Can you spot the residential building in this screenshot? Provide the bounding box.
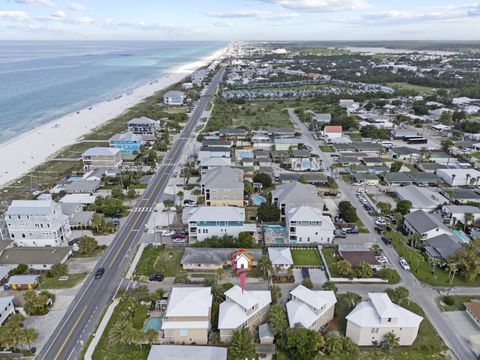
[127,117,160,136]
[199,157,232,174]
[0,246,72,271]
[323,125,343,140]
[163,90,185,105]
[0,296,15,325]
[428,152,457,166]
[285,206,335,244]
[436,168,480,187]
[403,210,451,240]
[259,323,274,344]
[390,129,418,140]
[64,180,100,194]
[218,285,271,343]
[395,185,448,213]
[267,247,293,274]
[464,302,480,329]
[424,234,461,261]
[286,285,336,331]
[219,128,248,140]
[6,275,38,290]
[346,293,423,346]
[352,173,380,186]
[82,147,122,172]
[182,207,256,242]
[161,287,212,345]
[442,188,480,204]
[274,138,302,151]
[109,132,142,154]
[201,167,244,207]
[147,345,227,360]
[198,146,231,162]
[389,147,421,161]
[181,82,193,90]
[181,248,261,271]
[442,205,480,225]
[271,182,324,220]
[5,200,71,247]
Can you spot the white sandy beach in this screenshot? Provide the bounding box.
[0,47,227,189]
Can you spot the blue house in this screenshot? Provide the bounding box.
[109,132,142,154]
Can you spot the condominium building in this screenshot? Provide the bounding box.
[201,167,244,207]
[81,147,122,172]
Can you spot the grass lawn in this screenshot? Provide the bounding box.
[39,273,87,289]
[92,301,150,360]
[387,231,480,286]
[320,145,335,153]
[322,247,341,277]
[386,82,436,94]
[355,219,369,233]
[291,248,322,266]
[134,245,184,278]
[440,295,480,312]
[328,294,447,360]
[472,152,480,160]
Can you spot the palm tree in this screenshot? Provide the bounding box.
[382,332,400,350]
[270,284,282,304]
[258,256,272,279]
[106,319,131,346]
[447,262,458,293]
[216,267,225,281]
[429,258,441,276]
[464,212,474,231]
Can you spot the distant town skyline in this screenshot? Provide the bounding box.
[1,0,480,41]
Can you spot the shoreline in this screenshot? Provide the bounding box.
[0,46,227,189]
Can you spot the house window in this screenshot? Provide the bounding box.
[180,329,188,337]
[387,318,392,322]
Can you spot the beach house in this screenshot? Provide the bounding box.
[0,296,15,325]
[163,90,185,105]
[267,247,293,274]
[271,182,324,220]
[285,206,335,244]
[5,200,71,247]
[182,207,256,242]
[0,246,72,271]
[201,167,244,207]
[161,287,213,345]
[82,147,122,172]
[109,132,142,154]
[218,285,271,343]
[346,293,423,346]
[403,210,451,240]
[147,345,227,360]
[436,168,480,187]
[286,285,336,331]
[127,117,160,136]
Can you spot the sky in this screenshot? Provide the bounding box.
[1,0,480,41]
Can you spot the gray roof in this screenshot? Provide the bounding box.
[272,182,323,207]
[219,128,247,136]
[408,172,444,184]
[259,323,274,339]
[6,200,55,216]
[82,147,120,157]
[201,167,243,189]
[164,90,184,98]
[71,211,95,226]
[396,185,448,210]
[64,180,100,194]
[109,132,142,143]
[181,248,262,266]
[391,147,421,156]
[278,172,327,184]
[444,189,480,201]
[0,247,72,266]
[147,345,227,360]
[404,210,449,234]
[383,172,412,183]
[60,202,83,217]
[128,116,157,125]
[424,234,461,259]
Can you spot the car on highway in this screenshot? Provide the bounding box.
[399,257,410,271]
[149,273,164,282]
[376,256,388,264]
[94,267,105,279]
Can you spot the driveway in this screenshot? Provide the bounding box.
[309,269,327,285]
[445,311,480,356]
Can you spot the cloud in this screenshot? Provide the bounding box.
[0,10,29,21]
[14,0,55,7]
[51,10,66,18]
[210,19,234,27]
[358,4,480,25]
[76,16,93,24]
[206,9,299,21]
[256,0,371,12]
[68,2,86,11]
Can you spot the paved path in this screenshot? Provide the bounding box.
[288,108,476,360]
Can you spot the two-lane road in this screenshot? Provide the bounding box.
[37,66,225,360]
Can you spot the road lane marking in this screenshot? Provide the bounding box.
[54,305,87,360]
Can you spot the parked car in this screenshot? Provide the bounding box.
[346,227,359,234]
[381,236,391,245]
[376,256,388,264]
[399,257,410,271]
[94,267,105,279]
[375,226,384,234]
[172,237,187,243]
[375,217,387,226]
[364,204,372,211]
[149,274,164,282]
[334,229,347,238]
[68,237,81,246]
[324,191,338,197]
[172,232,187,239]
[400,182,410,187]
[183,199,197,207]
[301,268,310,278]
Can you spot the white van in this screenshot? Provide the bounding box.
[381,141,394,148]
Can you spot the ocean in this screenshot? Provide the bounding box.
[0,41,225,143]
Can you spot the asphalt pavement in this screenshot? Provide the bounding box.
[36,66,226,360]
[288,108,476,360]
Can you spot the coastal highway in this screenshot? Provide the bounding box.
[37,66,226,360]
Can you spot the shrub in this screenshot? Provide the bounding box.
[378,268,400,284]
[443,296,455,306]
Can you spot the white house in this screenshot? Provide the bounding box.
[182,207,256,242]
[218,285,271,343]
[286,285,336,331]
[163,90,185,105]
[5,200,71,247]
[127,117,160,136]
[198,146,231,163]
[323,125,343,140]
[436,168,480,187]
[271,182,324,220]
[161,287,213,345]
[81,147,122,172]
[0,296,15,325]
[267,247,293,274]
[403,210,451,240]
[442,205,480,226]
[285,206,335,244]
[395,186,448,213]
[346,293,423,346]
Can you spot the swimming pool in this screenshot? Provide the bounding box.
[251,195,266,206]
[144,317,162,331]
[453,229,470,243]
